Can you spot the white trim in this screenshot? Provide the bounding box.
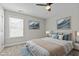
[4,41,27,48]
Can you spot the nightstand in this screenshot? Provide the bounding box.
[74,42,79,50]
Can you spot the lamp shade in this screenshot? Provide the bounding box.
[46,31,50,34]
[77,32,79,36]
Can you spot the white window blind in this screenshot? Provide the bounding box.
[9,17,23,38]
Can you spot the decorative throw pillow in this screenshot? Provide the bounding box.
[63,34,71,40]
[58,35,63,40]
[51,33,58,39]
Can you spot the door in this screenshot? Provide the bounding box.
[0,8,4,52]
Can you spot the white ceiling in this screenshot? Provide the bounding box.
[0,3,54,19]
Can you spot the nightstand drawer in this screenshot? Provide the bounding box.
[74,43,79,50]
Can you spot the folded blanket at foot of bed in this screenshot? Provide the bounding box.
[21,47,32,56]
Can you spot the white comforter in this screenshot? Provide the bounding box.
[26,37,73,56]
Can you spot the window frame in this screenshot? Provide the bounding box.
[9,17,24,38]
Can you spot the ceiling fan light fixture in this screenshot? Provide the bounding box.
[45,5,51,10]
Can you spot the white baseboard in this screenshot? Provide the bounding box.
[4,41,27,48]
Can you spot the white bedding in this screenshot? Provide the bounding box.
[26,37,73,56]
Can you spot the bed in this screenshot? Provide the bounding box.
[25,37,73,56]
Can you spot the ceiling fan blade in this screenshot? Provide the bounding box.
[36,3,53,12]
[47,3,53,6]
[36,4,47,6]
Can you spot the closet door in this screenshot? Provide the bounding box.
[0,7,4,52]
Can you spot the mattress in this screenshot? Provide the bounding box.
[26,37,73,56]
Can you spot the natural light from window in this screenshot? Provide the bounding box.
[9,17,23,38]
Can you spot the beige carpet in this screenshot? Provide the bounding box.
[0,44,26,56]
[0,44,79,56]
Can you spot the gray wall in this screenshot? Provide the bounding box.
[46,3,79,41]
[4,3,79,46]
[4,10,46,46]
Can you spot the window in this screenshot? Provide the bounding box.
[9,17,23,38]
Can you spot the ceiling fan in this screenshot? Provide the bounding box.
[36,3,53,11]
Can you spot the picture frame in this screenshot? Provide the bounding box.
[57,16,71,29]
[29,20,40,30]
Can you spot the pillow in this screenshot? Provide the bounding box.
[51,33,58,39]
[58,35,63,40]
[63,34,71,41]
